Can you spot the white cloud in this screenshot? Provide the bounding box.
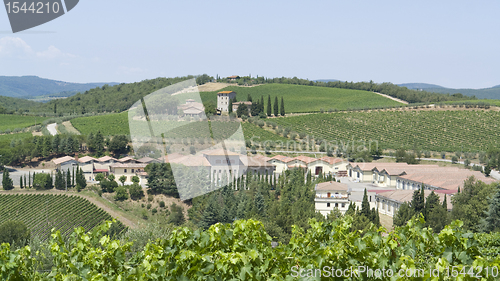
[0,37,33,57]
[0,37,76,60]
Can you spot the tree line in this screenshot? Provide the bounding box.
[231,94,285,118]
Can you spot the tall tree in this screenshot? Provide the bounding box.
[411,186,425,215]
[67,168,71,188]
[361,188,371,218]
[480,184,500,233]
[393,202,413,227]
[280,97,285,116]
[19,176,23,189]
[228,98,233,114]
[274,96,279,117]
[2,169,14,190]
[266,95,272,117]
[55,170,65,190]
[76,168,86,192]
[452,177,496,231]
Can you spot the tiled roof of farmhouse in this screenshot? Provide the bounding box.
[98,156,117,162]
[251,154,271,162]
[399,168,495,191]
[78,156,97,163]
[351,162,408,171]
[293,155,317,164]
[247,157,274,168]
[168,155,211,167]
[53,156,75,165]
[318,156,344,165]
[218,91,235,94]
[377,164,440,175]
[376,190,452,210]
[202,149,241,156]
[117,156,135,163]
[164,153,184,162]
[109,163,148,168]
[315,181,349,191]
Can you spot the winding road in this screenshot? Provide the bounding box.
[47,123,58,136]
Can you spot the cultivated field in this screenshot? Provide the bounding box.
[199,84,403,113]
[0,114,49,132]
[270,110,500,152]
[0,194,126,240]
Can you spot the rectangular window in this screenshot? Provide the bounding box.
[124,169,127,173]
[327,203,330,207]
[131,169,134,173]
[335,203,339,208]
[341,203,345,208]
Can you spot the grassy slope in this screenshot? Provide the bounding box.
[0,114,50,131]
[199,84,403,113]
[272,110,500,152]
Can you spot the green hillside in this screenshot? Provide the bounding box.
[0,194,126,240]
[270,110,500,152]
[200,84,403,113]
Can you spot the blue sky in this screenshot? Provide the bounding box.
[0,0,499,89]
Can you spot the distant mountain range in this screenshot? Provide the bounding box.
[0,76,119,99]
[397,83,500,100]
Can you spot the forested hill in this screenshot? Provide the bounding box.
[0,95,40,113]
[0,76,118,98]
[398,82,500,100]
[14,75,484,115]
[31,76,196,114]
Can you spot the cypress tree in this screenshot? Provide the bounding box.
[280,97,285,116]
[442,194,448,210]
[19,176,23,189]
[72,167,75,187]
[361,188,371,218]
[2,169,14,190]
[247,94,252,102]
[228,98,233,113]
[274,96,279,117]
[267,95,272,116]
[67,168,71,188]
[24,175,26,189]
[28,172,31,188]
[480,185,500,232]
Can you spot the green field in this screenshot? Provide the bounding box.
[0,132,32,145]
[269,109,500,152]
[199,84,403,113]
[71,112,130,136]
[0,114,49,132]
[443,99,500,107]
[0,194,126,240]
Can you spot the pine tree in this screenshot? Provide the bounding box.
[254,190,265,218]
[2,169,14,190]
[19,176,23,189]
[267,95,272,116]
[274,96,279,117]
[345,202,356,217]
[200,195,220,229]
[280,97,285,116]
[393,202,413,227]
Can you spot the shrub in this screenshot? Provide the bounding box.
[141,210,148,220]
[159,201,165,208]
[129,183,144,201]
[147,203,152,209]
[114,186,129,201]
[0,221,30,247]
[148,195,154,202]
[152,208,158,214]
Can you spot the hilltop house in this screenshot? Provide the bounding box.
[375,189,452,217]
[227,75,240,81]
[217,91,236,112]
[53,156,78,172]
[314,181,350,216]
[267,155,348,176]
[178,99,205,118]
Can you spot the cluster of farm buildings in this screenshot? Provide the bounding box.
[52,150,494,218]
